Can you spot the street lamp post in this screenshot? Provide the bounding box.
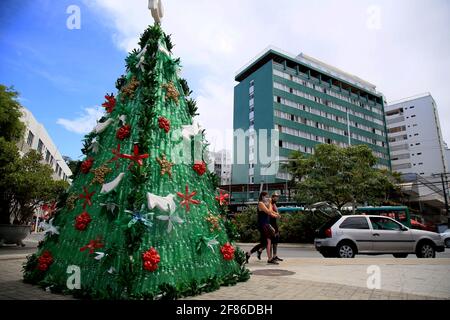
[432,172,450,229]
[263,158,308,202]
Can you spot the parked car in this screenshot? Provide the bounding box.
[314,215,445,258]
[440,229,450,248]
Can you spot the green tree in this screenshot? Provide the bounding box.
[0,85,69,224]
[287,144,401,211]
[8,150,69,224]
[0,85,25,142]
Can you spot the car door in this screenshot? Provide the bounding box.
[368,217,414,253]
[336,216,373,252]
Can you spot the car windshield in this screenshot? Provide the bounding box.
[370,217,403,231]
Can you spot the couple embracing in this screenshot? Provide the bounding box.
[245,192,283,264]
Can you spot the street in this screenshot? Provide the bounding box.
[238,244,450,259]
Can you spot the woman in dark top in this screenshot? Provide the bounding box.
[245,192,280,264]
[267,193,283,261]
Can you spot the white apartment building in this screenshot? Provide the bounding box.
[18,107,72,182]
[209,149,232,186]
[386,93,447,176]
[386,94,448,224]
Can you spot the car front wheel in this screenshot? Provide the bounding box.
[336,242,356,258]
[416,242,436,258]
[445,239,450,248]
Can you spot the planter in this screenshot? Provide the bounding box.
[0,224,32,247]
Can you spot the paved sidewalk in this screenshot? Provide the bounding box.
[1,257,448,300]
[1,238,449,300]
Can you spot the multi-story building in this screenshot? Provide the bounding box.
[386,93,447,176]
[18,107,72,182]
[386,94,448,224]
[232,47,390,194]
[208,149,232,186]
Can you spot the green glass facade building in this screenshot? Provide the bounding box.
[232,47,391,189]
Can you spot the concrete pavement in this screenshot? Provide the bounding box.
[1,235,449,300]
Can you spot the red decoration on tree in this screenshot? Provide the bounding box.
[142,247,161,272]
[102,93,116,113]
[215,190,230,206]
[220,243,235,261]
[81,158,94,174]
[177,184,201,212]
[158,117,170,133]
[116,124,131,140]
[192,161,206,176]
[80,238,104,254]
[109,144,149,169]
[75,211,92,231]
[41,201,57,220]
[37,251,54,271]
[79,186,95,209]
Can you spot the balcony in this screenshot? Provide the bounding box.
[387,116,405,125]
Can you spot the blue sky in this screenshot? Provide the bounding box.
[1,0,450,160]
[0,0,131,159]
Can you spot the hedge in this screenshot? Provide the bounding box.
[234,206,329,243]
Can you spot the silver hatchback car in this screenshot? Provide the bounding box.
[314,215,445,258]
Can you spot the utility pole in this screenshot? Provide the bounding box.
[440,173,450,228]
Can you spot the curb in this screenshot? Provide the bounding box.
[0,253,29,261]
[236,243,314,249]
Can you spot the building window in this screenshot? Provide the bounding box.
[411,115,416,118]
[37,139,44,153]
[277,96,281,103]
[388,125,406,134]
[279,140,283,148]
[250,80,254,86]
[45,150,51,162]
[26,131,34,147]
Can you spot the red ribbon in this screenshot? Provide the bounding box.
[109,144,149,169]
[79,186,95,209]
[193,161,206,176]
[116,124,131,140]
[102,93,116,113]
[177,184,200,212]
[220,243,235,261]
[142,247,160,272]
[37,251,54,271]
[81,158,94,174]
[158,117,170,133]
[80,239,104,254]
[75,211,92,231]
[215,190,230,206]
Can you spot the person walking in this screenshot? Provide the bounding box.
[269,193,283,261]
[245,191,280,264]
[256,193,283,261]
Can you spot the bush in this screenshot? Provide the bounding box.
[234,206,260,243]
[234,206,329,243]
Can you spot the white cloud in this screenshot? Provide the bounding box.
[57,107,104,134]
[85,0,450,150]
